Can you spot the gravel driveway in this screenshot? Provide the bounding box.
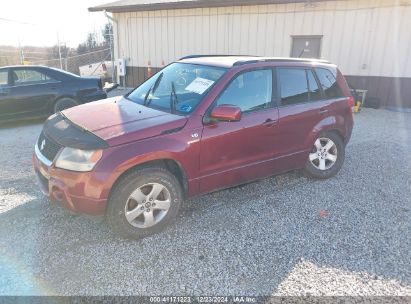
[0,108,410,296]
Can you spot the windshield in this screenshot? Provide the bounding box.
[126,63,227,115]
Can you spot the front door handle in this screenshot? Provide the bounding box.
[262,118,277,127]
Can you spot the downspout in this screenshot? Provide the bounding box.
[104,10,120,84]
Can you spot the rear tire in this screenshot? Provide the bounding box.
[304,132,345,179]
[53,97,78,113]
[106,167,183,240]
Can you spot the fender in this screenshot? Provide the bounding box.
[94,129,202,199]
[304,114,346,150]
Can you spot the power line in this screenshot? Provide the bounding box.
[0,17,36,25]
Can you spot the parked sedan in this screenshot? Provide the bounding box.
[0,65,107,122]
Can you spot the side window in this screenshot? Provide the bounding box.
[307,69,322,101]
[12,69,53,86]
[278,68,309,106]
[0,71,8,86]
[215,69,272,113]
[315,68,344,99]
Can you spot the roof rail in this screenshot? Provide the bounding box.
[233,58,330,66]
[179,54,259,60]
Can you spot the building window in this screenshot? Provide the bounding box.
[291,36,322,58]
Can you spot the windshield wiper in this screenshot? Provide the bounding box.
[169,81,179,114]
[144,72,164,106]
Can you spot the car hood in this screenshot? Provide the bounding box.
[62,96,188,146]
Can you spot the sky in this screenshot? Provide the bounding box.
[0,0,109,47]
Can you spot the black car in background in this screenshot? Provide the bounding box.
[0,65,107,122]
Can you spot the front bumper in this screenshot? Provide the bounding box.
[32,152,107,215]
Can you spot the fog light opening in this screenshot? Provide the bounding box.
[52,187,64,202]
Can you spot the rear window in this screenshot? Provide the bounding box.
[12,69,53,85]
[315,68,344,99]
[278,68,309,105]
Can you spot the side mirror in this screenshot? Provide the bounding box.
[210,105,242,122]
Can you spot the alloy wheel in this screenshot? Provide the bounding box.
[124,183,171,228]
[309,137,338,170]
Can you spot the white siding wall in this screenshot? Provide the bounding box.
[113,0,411,77]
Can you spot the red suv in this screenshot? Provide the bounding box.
[33,56,354,239]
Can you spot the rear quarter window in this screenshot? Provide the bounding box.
[315,68,344,99]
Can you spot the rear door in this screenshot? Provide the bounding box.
[199,68,280,193]
[7,68,61,116]
[275,67,330,168]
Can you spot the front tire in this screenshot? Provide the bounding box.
[106,167,183,240]
[304,132,345,179]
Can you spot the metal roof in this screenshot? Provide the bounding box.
[89,0,332,13]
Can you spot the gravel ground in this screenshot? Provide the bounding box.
[0,108,410,296]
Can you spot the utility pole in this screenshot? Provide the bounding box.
[109,24,114,82]
[57,31,63,69]
[104,10,116,83]
[18,40,24,64]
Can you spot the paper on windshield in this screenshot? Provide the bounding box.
[185,77,215,94]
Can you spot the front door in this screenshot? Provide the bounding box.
[0,69,14,120]
[199,68,280,193]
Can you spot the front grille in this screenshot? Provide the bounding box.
[37,131,62,161]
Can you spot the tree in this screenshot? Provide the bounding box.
[49,44,69,60]
[102,22,113,47]
[77,43,88,55]
[86,32,98,50]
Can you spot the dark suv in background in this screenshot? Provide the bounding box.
[0,65,107,122]
[33,56,354,239]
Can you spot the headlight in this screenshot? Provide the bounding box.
[55,148,103,172]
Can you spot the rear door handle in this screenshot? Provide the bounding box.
[319,108,329,115]
[262,118,277,127]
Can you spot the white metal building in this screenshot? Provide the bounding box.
[89,0,411,109]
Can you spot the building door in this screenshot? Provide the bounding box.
[291,36,322,58]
